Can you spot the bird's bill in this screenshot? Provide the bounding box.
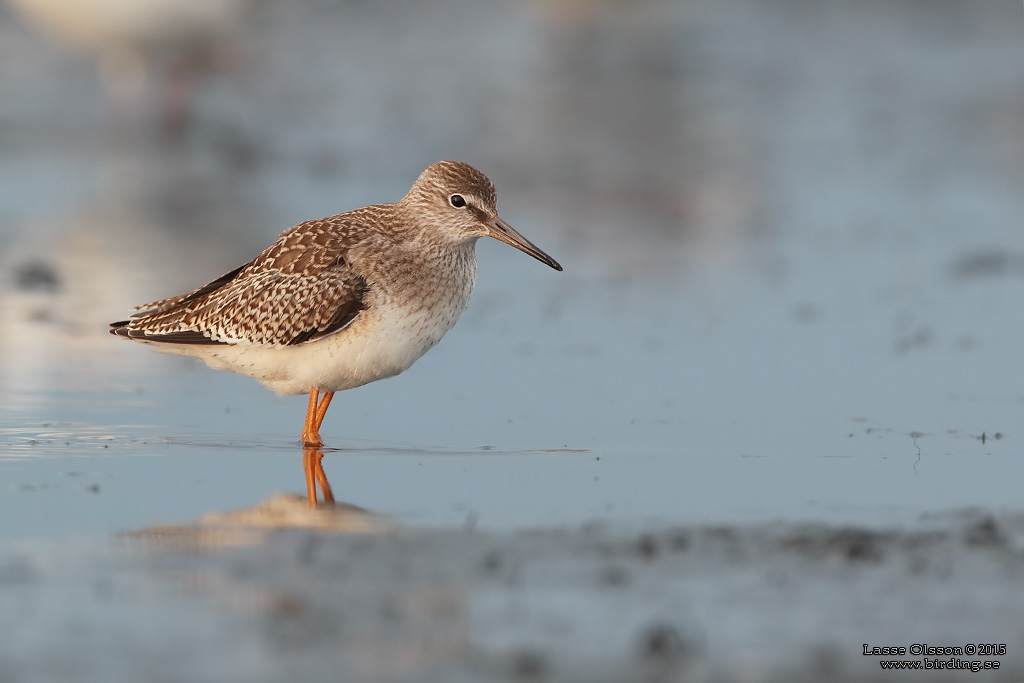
[488,218,563,271]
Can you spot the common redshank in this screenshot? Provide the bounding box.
[111,161,562,446]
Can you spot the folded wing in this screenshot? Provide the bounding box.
[110,215,373,347]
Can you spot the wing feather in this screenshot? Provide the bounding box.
[110,212,379,347]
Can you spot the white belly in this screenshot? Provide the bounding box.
[149,299,467,396]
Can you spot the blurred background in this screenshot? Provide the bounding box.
[1,0,1024,538]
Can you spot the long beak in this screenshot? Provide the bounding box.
[488,218,563,271]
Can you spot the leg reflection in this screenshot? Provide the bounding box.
[303,447,335,506]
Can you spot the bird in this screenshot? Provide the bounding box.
[111,161,563,447]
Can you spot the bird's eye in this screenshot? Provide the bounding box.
[449,194,466,208]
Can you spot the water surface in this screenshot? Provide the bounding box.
[1,0,1022,542]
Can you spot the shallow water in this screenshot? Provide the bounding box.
[1,0,1023,542]
[4,3,1024,681]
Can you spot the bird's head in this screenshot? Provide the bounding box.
[402,160,562,271]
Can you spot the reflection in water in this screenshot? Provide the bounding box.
[303,447,333,506]
[128,450,388,550]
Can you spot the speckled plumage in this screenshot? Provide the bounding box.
[111,161,562,445]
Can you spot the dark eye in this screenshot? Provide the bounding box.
[449,194,466,208]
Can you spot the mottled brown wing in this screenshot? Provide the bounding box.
[110,213,377,347]
[126,262,253,319]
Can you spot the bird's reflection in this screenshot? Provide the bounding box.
[127,449,388,549]
[303,447,334,507]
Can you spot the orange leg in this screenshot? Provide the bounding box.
[301,388,335,448]
[314,391,335,434]
[301,387,323,447]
